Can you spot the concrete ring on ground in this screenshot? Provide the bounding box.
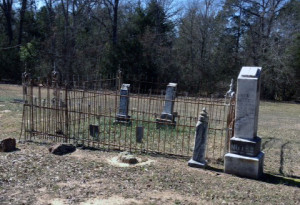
[107,156,155,168]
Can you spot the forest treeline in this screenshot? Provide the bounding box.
[0,0,299,100]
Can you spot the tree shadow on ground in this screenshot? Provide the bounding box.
[22,140,300,188]
[206,165,300,188]
[262,173,300,188]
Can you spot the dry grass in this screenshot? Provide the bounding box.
[258,102,300,177]
[0,85,23,141]
[0,84,300,205]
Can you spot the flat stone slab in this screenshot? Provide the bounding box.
[188,159,207,168]
[230,137,261,157]
[224,152,264,179]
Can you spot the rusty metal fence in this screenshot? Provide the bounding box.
[21,70,235,164]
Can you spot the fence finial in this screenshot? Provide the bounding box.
[52,68,59,83]
[199,107,208,122]
[22,70,31,84]
[225,79,235,98]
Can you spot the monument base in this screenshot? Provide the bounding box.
[224,152,264,179]
[188,159,207,168]
[156,118,176,129]
[114,116,131,126]
[230,136,261,157]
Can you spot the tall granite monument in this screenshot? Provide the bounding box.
[115,84,131,124]
[188,108,209,168]
[224,66,264,179]
[156,83,177,128]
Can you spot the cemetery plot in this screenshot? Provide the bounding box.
[21,73,235,166]
[2,84,299,180]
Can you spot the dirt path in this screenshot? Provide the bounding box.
[0,142,299,205]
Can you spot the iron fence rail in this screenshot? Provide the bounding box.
[21,72,235,165]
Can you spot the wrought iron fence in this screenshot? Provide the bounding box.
[21,70,235,165]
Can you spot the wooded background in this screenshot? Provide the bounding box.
[0,0,299,100]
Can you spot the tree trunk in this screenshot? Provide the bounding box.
[1,0,14,45]
[112,0,119,46]
[18,0,27,45]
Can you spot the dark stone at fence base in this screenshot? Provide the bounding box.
[0,138,16,152]
[230,137,261,157]
[49,144,76,155]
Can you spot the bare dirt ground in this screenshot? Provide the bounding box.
[0,84,300,205]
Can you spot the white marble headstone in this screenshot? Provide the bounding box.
[234,67,262,140]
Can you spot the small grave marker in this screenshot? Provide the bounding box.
[89,124,99,139]
[188,108,209,168]
[136,126,144,143]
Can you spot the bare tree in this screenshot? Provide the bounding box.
[234,0,285,65]
[0,0,13,45]
[102,0,119,46]
[18,0,27,45]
